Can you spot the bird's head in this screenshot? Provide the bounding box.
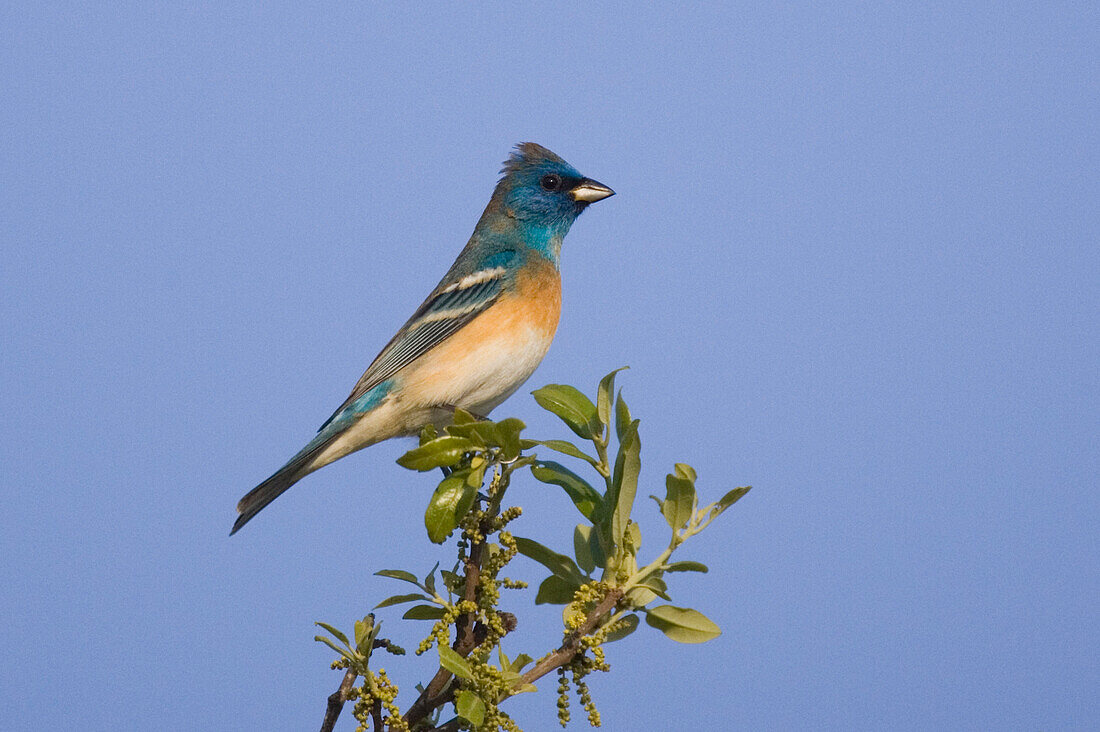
[495,143,614,232]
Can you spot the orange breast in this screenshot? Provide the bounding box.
[495,255,562,337]
[396,256,562,410]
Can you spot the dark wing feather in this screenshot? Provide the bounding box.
[318,270,506,430]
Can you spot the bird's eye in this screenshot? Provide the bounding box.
[540,174,562,191]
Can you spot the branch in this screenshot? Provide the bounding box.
[405,468,620,729]
[400,486,502,730]
[398,541,483,728]
[519,587,624,685]
[320,667,358,732]
[371,699,384,731]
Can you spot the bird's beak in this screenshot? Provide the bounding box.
[569,178,615,203]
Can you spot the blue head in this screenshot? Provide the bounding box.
[476,143,614,260]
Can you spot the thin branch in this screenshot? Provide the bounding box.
[320,667,359,732]
[330,453,623,731]
[400,478,504,730]
[371,698,384,731]
[398,537,483,729]
[519,588,624,686]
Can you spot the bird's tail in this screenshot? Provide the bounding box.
[231,436,330,535]
[232,380,392,535]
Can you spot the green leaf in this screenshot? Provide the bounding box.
[597,367,629,432]
[626,574,668,607]
[532,384,600,440]
[403,605,447,620]
[644,605,722,644]
[673,463,697,483]
[494,417,525,460]
[375,569,420,586]
[314,622,349,646]
[638,575,670,600]
[374,593,431,609]
[314,635,354,661]
[535,574,581,605]
[452,479,480,521]
[507,454,538,472]
[625,587,654,608]
[708,486,751,519]
[455,690,486,727]
[604,613,640,643]
[662,473,696,531]
[530,461,602,520]
[573,524,597,574]
[510,653,534,673]
[424,473,478,544]
[444,416,525,456]
[524,439,599,468]
[423,563,438,595]
[610,419,641,546]
[438,645,473,680]
[397,436,475,471]
[418,423,437,445]
[581,522,606,569]
[514,536,584,582]
[665,561,709,573]
[451,407,477,425]
[625,520,641,554]
[353,617,374,650]
[444,420,490,447]
[465,459,487,488]
[441,570,463,594]
[614,389,632,442]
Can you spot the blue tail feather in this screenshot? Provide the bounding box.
[231,381,394,535]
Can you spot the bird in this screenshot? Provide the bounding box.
[231,143,614,535]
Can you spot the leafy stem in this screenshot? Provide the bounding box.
[313,369,750,730]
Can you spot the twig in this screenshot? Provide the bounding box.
[519,588,624,685]
[320,667,359,732]
[392,463,534,730]
[399,542,482,728]
[416,589,622,730]
[371,698,384,731]
[399,493,498,730]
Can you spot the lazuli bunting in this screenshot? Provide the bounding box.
[232,143,613,534]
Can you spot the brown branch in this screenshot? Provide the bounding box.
[399,505,493,730]
[370,699,384,731]
[320,667,359,732]
[418,589,623,730]
[519,588,624,686]
[392,465,528,730]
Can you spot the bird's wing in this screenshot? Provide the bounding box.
[318,263,510,430]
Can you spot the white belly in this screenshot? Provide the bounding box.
[422,324,553,416]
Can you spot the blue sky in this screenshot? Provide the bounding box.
[2,3,1096,730]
